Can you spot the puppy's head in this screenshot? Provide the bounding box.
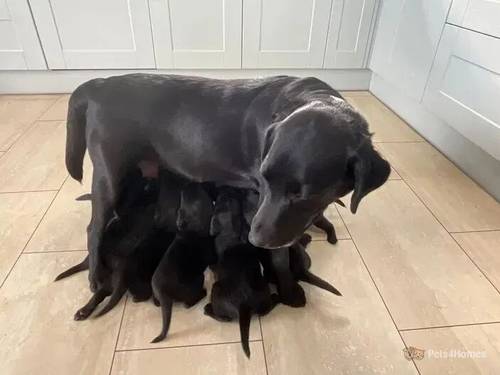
[210,187,244,252]
[176,183,213,236]
[249,100,390,249]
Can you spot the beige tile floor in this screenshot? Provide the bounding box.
[0,92,499,374]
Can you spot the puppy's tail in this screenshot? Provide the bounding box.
[95,278,127,318]
[300,271,342,296]
[151,297,173,343]
[66,83,89,182]
[239,304,252,358]
[54,256,89,281]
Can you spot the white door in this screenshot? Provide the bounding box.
[0,0,46,70]
[423,25,500,160]
[150,0,242,68]
[448,0,500,39]
[370,0,452,101]
[243,0,332,68]
[324,0,377,68]
[29,0,155,69]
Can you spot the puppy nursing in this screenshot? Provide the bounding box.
[55,167,342,357]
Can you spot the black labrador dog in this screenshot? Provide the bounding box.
[206,187,279,358]
[151,182,216,343]
[66,74,390,288]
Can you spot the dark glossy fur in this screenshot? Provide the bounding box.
[207,187,278,357]
[65,74,391,289]
[151,183,216,343]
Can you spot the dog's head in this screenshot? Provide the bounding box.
[176,183,213,236]
[249,99,390,248]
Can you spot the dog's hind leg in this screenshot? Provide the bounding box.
[95,274,127,317]
[87,144,131,291]
[313,213,337,245]
[74,289,108,320]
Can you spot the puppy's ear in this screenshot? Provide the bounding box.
[350,141,391,214]
[209,214,221,236]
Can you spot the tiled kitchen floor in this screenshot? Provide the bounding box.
[0,92,499,374]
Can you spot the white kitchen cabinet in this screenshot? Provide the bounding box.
[370,0,452,101]
[29,0,155,69]
[242,0,332,68]
[423,25,500,160]
[0,0,46,70]
[324,0,377,68]
[150,0,242,68]
[448,0,500,39]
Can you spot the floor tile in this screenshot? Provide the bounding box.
[0,97,57,151]
[0,192,55,284]
[0,94,62,101]
[307,203,350,241]
[453,231,500,291]
[39,95,70,121]
[401,324,500,375]
[0,252,123,375]
[340,180,500,330]
[111,342,267,375]
[261,240,417,375]
[0,121,67,192]
[378,142,500,232]
[25,158,92,252]
[388,167,401,180]
[341,91,372,97]
[345,93,423,143]
[117,272,261,350]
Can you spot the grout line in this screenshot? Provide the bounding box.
[335,205,422,375]
[2,96,60,154]
[373,140,426,144]
[258,316,269,375]
[400,320,500,332]
[399,179,500,297]
[0,189,60,194]
[109,295,129,375]
[449,229,500,234]
[24,249,87,254]
[115,339,263,353]
[0,176,68,289]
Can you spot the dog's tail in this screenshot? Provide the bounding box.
[151,297,173,343]
[300,271,342,296]
[66,83,90,182]
[95,277,127,318]
[54,256,89,281]
[239,304,252,358]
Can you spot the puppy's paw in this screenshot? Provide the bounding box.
[74,308,92,321]
[326,233,338,245]
[282,284,306,308]
[153,297,160,307]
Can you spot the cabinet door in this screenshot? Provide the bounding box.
[0,0,45,70]
[370,0,452,101]
[448,0,500,39]
[150,0,241,68]
[324,0,377,68]
[243,0,332,68]
[29,0,155,69]
[423,25,500,160]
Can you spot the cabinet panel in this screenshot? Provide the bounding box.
[0,0,46,70]
[243,0,332,68]
[370,0,452,101]
[448,0,500,39]
[423,25,500,160]
[29,0,155,69]
[324,0,377,68]
[150,0,241,68]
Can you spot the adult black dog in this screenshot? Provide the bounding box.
[66,74,390,288]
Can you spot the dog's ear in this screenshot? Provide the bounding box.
[209,214,221,236]
[349,142,391,214]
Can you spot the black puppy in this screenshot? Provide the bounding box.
[151,183,216,343]
[206,187,278,358]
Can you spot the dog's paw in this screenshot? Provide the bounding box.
[282,284,306,308]
[74,308,92,321]
[326,233,338,245]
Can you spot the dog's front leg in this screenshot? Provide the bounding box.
[270,249,306,307]
[313,213,337,245]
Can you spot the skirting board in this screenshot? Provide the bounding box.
[0,69,371,94]
[370,73,500,201]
